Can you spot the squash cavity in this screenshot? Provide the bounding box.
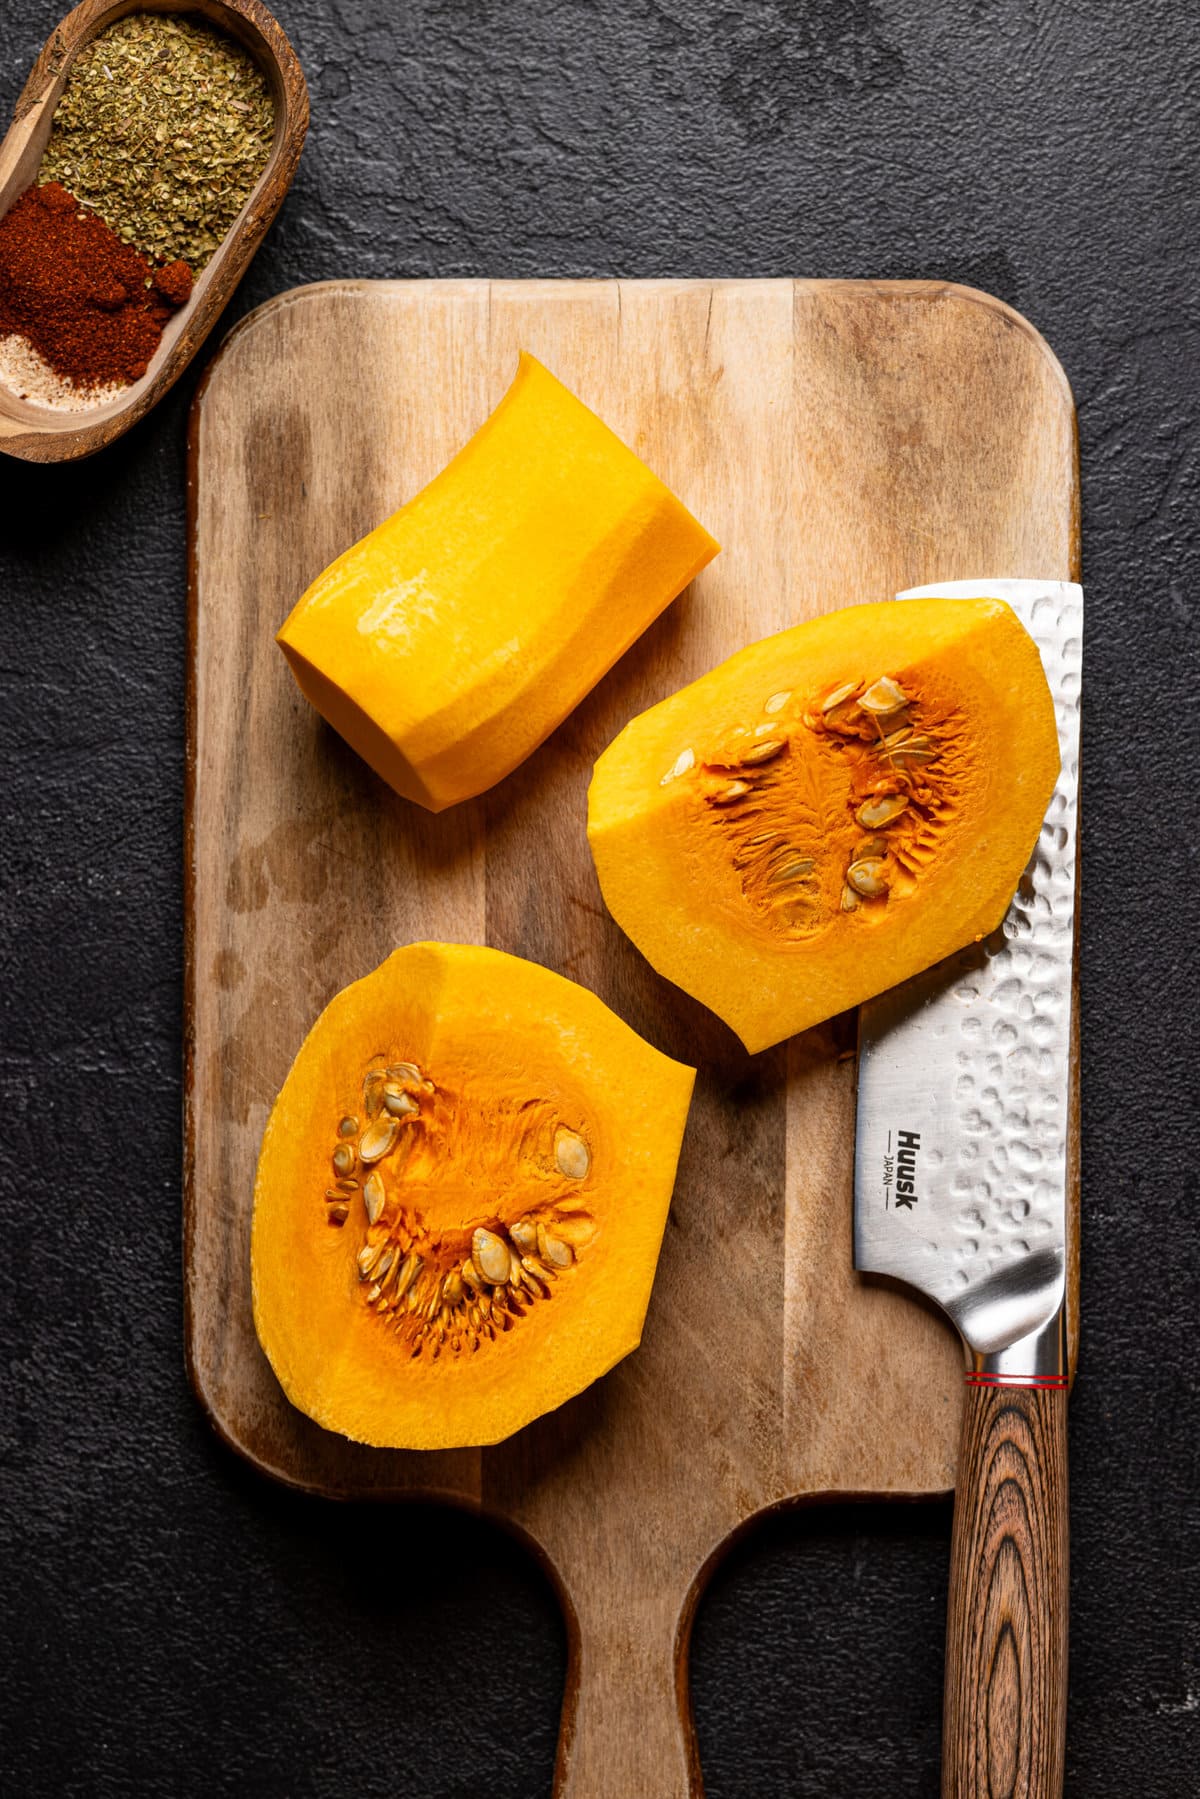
[251,943,695,1448]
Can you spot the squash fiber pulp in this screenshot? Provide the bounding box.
[276,353,718,811]
[251,943,696,1448]
[587,597,1060,1053]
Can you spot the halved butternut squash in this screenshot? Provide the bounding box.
[587,597,1060,1052]
[251,943,695,1448]
[276,353,718,810]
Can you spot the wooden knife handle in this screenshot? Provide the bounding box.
[943,1379,1069,1797]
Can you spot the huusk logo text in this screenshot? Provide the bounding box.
[895,1130,920,1209]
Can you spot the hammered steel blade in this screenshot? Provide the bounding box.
[853,578,1081,1360]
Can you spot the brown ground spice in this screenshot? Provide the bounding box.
[153,260,194,308]
[0,183,191,389]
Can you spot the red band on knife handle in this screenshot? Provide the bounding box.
[965,1372,1069,1389]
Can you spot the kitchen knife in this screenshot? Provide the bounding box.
[854,577,1081,1797]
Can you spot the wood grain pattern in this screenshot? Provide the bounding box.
[185,278,1080,1798]
[0,0,307,463]
[943,1387,1069,1797]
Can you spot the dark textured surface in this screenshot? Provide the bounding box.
[1,1,1197,1793]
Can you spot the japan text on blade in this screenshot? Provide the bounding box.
[854,578,1081,1377]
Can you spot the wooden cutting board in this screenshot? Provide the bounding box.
[185,278,1079,1798]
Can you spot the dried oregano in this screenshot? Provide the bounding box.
[38,12,275,270]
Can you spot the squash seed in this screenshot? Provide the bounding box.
[359,1118,398,1162]
[383,1089,419,1118]
[661,747,696,785]
[357,1244,382,1279]
[443,1270,464,1307]
[840,883,861,912]
[555,1128,590,1180]
[821,680,860,713]
[362,1170,386,1225]
[337,1116,359,1138]
[510,1217,538,1255]
[856,792,908,829]
[473,1227,511,1285]
[771,857,815,884]
[847,858,890,897]
[882,728,935,758]
[540,1229,574,1269]
[711,779,751,805]
[327,1203,349,1226]
[396,1254,421,1298]
[764,690,792,714]
[387,1061,421,1083]
[740,738,785,766]
[332,1143,356,1177]
[859,676,908,715]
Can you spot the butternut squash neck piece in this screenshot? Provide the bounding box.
[587,597,1060,1054]
[251,943,695,1449]
[276,353,718,811]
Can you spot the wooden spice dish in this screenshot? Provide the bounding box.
[0,0,308,463]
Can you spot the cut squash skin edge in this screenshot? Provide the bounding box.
[251,943,696,1449]
[276,352,719,811]
[587,597,1061,1054]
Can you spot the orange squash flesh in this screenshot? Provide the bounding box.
[276,353,719,811]
[587,597,1060,1053]
[251,943,695,1449]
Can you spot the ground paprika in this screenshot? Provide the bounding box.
[0,183,192,392]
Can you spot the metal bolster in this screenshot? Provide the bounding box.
[966,1301,1067,1383]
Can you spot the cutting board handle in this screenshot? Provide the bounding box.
[554,1595,701,1797]
[942,1377,1069,1797]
